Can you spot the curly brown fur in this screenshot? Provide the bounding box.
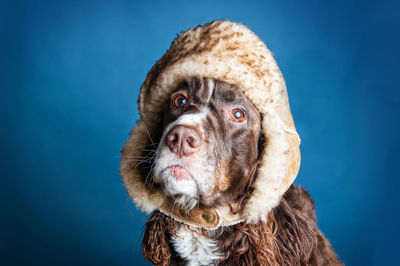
[273,186,342,266]
[216,211,282,265]
[142,185,342,265]
[142,213,173,266]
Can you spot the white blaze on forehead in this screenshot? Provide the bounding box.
[206,78,215,104]
[162,112,206,139]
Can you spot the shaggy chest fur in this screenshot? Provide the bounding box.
[171,225,221,266]
[142,186,342,265]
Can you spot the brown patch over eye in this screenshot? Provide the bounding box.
[230,108,246,122]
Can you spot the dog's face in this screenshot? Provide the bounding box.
[152,77,262,209]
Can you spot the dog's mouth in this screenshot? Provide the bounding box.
[156,164,200,208]
[162,165,194,181]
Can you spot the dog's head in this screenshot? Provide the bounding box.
[151,77,262,210]
[121,21,301,223]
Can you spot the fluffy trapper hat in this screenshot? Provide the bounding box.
[120,20,301,225]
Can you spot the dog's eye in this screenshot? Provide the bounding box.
[172,95,187,107]
[230,108,246,122]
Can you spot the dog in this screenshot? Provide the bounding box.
[120,20,342,266]
[138,77,341,265]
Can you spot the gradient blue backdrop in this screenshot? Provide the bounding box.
[2,0,399,265]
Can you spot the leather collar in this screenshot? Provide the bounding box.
[158,197,244,229]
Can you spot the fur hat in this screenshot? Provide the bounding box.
[120,20,301,224]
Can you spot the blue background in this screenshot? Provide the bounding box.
[1,0,399,265]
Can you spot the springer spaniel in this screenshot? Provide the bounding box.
[141,77,342,265]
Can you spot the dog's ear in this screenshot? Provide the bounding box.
[274,186,342,265]
[142,211,172,266]
[273,189,317,265]
[217,212,282,265]
[229,132,265,214]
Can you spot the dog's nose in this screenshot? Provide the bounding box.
[166,125,202,157]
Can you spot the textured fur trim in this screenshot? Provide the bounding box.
[120,20,301,221]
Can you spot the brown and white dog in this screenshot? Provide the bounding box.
[139,77,341,265]
[120,20,342,266]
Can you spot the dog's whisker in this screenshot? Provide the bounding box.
[124,142,159,150]
[133,160,153,171]
[118,155,154,159]
[143,123,156,148]
[144,165,155,186]
[121,158,154,164]
[142,149,158,153]
[144,155,159,186]
[119,157,153,161]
